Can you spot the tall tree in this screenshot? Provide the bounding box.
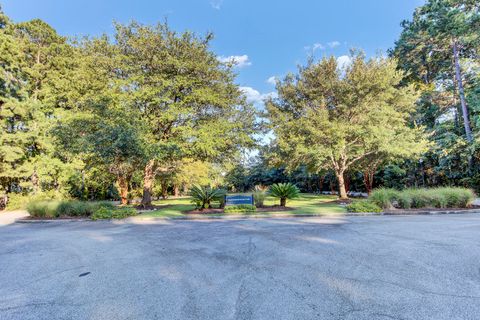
[267,53,428,199]
[392,0,480,142]
[99,22,256,206]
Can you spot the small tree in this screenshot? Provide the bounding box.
[269,183,300,207]
[189,185,226,210]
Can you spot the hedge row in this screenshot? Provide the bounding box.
[369,187,475,210]
[224,204,257,213]
[26,200,118,218]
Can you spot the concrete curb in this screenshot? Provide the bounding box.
[15,209,480,223]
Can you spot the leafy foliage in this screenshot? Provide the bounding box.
[224,204,256,213]
[268,183,300,207]
[253,190,267,207]
[91,207,137,220]
[189,185,226,210]
[267,52,428,199]
[370,187,475,209]
[346,201,382,213]
[26,200,115,218]
[369,188,400,209]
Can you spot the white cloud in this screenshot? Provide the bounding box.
[218,54,251,68]
[267,76,277,85]
[240,86,277,109]
[313,43,325,51]
[328,41,340,48]
[305,41,341,52]
[210,0,223,9]
[336,55,352,70]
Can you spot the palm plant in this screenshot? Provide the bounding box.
[269,183,300,207]
[189,185,226,210]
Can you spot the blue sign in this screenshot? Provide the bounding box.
[225,194,254,206]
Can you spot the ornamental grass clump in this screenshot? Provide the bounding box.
[27,200,116,218]
[369,188,399,209]
[269,183,300,207]
[253,185,268,207]
[369,187,475,210]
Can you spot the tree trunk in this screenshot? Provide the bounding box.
[117,175,129,205]
[453,40,473,143]
[344,174,351,193]
[31,169,39,195]
[141,160,157,207]
[161,180,168,199]
[319,176,324,193]
[335,171,348,199]
[173,185,180,197]
[280,197,286,207]
[363,170,374,195]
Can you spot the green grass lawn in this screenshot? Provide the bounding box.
[138,193,346,218]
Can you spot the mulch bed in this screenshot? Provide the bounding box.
[185,205,295,215]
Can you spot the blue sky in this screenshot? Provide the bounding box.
[3,0,424,107]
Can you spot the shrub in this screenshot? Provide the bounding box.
[224,204,257,214]
[27,200,117,218]
[269,183,300,207]
[7,191,64,210]
[26,201,62,218]
[395,191,412,209]
[369,187,475,210]
[369,188,399,209]
[91,207,137,220]
[346,201,382,213]
[253,191,267,207]
[189,185,226,210]
[437,187,475,208]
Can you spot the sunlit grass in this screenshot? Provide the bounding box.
[138,193,346,218]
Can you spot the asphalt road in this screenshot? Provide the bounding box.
[1,214,480,320]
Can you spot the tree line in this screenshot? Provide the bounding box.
[0,0,479,207]
[0,10,256,207]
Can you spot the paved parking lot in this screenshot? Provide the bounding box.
[1,214,480,319]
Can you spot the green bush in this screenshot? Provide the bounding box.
[369,187,475,209]
[224,204,257,213]
[253,191,267,207]
[369,188,399,209]
[346,201,382,213]
[269,183,300,207]
[27,200,116,218]
[396,191,412,209]
[189,185,226,210]
[26,201,62,218]
[7,191,64,210]
[91,207,137,220]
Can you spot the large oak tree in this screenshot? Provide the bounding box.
[267,53,428,199]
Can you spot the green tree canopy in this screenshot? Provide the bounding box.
[267,53,428,199]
